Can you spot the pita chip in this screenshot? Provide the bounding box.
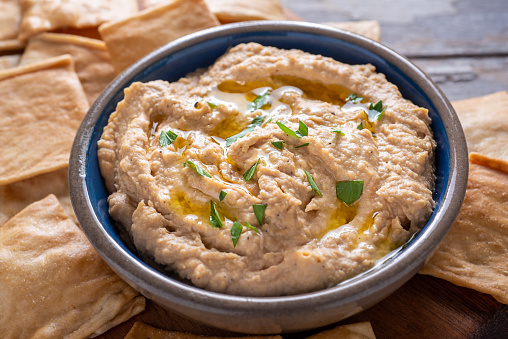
[0,0,21,41]
[452,91,508,162]
[0,167,75,227]
[0,55,89,185]
[124,322,282,339]
[305,322,376,339]
[20,33,116,104]
[18,0,139,41]
[0,39,25,53]
[0,54,20,71]
[420,153,508,305]
[0,195,145,338]
[99,0,220,73]
[204,0,286,23]
[324,21,381,42]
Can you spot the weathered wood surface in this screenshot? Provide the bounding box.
[98,0,508,337]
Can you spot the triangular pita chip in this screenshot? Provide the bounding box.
[324,21,381,42]
[0,0,21,41]
[420,153,508,305]
[99,0,220,73]
[0,54,20,71]
[0,55,89,185]
[0,39,25,52]
[20,33,116,104]
[125,322,282,339]
[0,195,145,338]
[204,0,286,23]
[305,322,376,339]
[452,91,508,162]
[0,167,75,227]
[18,0,139,41]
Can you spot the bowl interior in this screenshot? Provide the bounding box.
[84,25,450,296]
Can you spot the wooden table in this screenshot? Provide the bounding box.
[100,1,508,337]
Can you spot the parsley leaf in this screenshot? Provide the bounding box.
[336,180,364,205]
[231,221,243,247]
[271,140,285,150]
[346,93,363,103]
[184,160,212,178]
[368,100,386,121]
[357,122,364,130]
[295,143,309,148]
[245,221,260,234]
[207,101,217,109]
[243,158,260,181]
[247,89,271,113]
[296,120,308,137]
[159,129,178,147]
[331,129,345,135]
[209,200,223,228]
[219,190,227,201]
[253,204,267,225]
[225,115,265,147]
[305,170,323,197]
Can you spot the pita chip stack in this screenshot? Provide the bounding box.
[204,0,286,23]
[0,55,89,185]
[0,195,145,338]
[20,33,116,104]
[324,21,381,42]
[99,0,220,73]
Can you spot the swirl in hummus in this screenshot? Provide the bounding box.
[98,43,436,296]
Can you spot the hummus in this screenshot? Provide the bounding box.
[98,43,435,296]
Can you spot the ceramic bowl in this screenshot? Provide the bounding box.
[69,21,468,334]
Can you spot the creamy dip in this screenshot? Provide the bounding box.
[98,43,435,296]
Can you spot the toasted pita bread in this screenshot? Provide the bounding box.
[99,0,220,73]
[124,322,282,339]
[18,0,139,41]
[324,21,381,42]
[0,55,89,185]
[305,322,376,339]
[0,195,145,338]
[20,33,116,104]
[420,153,508,305]
[0,0,21,41]
[0,39,25,53]
[452,91,508,162]
[204,0,286,23]
[0,167,75,227]
[0,54,20,70]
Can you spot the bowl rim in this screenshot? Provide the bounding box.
[69,20,468,327]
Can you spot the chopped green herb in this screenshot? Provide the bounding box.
[368,100,386,121]
[245,221,260,234]
[357,122,364,130]
[243,158,260,181]
[231,221,243,247]
[305,170,323,197]
[253,204,267,225]
[266,117,273,123]
[184,160,212,178]
[159,129,178,147]
[336,180,364,205]
[271,140,285,150]
[207,101,217,109]
[295,142,310,148]
[331,129,345,135]
[346,93,363,103]
[276,121,301,139]
[225,115,265,147]
[209,201,223,228]
[247,89,271,113]
[296,120,309,137]
[219,190,227,201]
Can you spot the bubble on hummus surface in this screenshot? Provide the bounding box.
[97,42,436,296]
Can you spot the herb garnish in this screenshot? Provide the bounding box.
[159,129,178,147]
[184,160,212,178]
[253,204,267,225]
[219,190,227,201]
[368,100,386,121]
[276,120,308,139]
[243,158,260,181]
[305,170,323,197]
[246,221,260,234]
[231,221,243,247]
[247,89,271,113]
[346,93,363,103]
[271,140,285,150]
[207,101,217,109]
[357,122,364,130]
[225,115,265,147]
[295,143,310,148]
[331,129,345,135]
[336,180,364,205]
[209,200,223,228]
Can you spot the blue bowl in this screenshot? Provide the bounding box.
[70,21,468,334]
